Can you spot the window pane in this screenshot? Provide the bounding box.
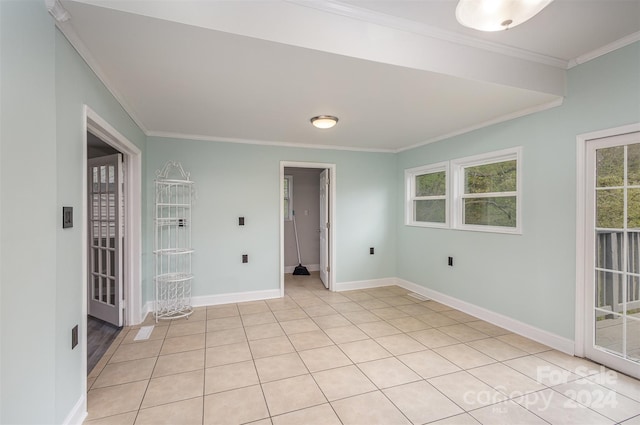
[594,310,623,357]
[284,199,289,220]
[629,232,640,274]
[596,189,623,229]
[628,188,640,229]
[596,231,623,271]
[283,179,289,196]
[463,196,516,227]
[596,146,624,187]
[596,270,624,310]
[627,143,640,186]
[415,199,445,223]
[464,160,516,194]
[415,171,446,197]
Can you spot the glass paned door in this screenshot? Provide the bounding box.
[586,133,640,378]
[88,153,123,327]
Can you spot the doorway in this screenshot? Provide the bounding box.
[83,106,142,380]
[87,134,124,372]
[280,162,336,296]
[577,125,640,379]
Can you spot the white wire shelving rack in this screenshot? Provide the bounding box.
[154,161,194,322]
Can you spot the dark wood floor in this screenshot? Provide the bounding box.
[87,315,122,374]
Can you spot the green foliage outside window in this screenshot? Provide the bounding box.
[596,144,640,229]
[463,159,517,227]
[416,171,446,197]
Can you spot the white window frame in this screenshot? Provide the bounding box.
[405,161,449,228]
[451,147,522,234]
[284,175,293,221]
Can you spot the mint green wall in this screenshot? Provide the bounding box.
[145,138,397,303]
[1,1,57,423]
[396,42,640,340]
[55,29,147,423]
[1,2,147,422]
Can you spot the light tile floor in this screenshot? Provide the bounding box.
[85,274,640,425]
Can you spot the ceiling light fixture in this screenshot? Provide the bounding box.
[455,0,553,32]
[310,115,339,129]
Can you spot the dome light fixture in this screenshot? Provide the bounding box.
[310,115,339,129]
[455,0,553,32]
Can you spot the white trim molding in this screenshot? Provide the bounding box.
[85,106,143,327]
[141,288,282,321]
[575,122,640,367]
[334,278,397,292]
[45,0,70,22]
[280,161,337,297]
[569,31,640,69]
[396,278,575,355]
[61,394,86,425]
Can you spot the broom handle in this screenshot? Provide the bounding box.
[293,211,302,264]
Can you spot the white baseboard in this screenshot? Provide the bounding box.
[140,288,282,322]
[334,277,397,292]
[62,394,86,425]
[284,264,320,274]
[395,278,575,355]
[191,289,281,307]
[136,277,574,356]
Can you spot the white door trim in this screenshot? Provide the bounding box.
[84,106,142,327]
[575,122,640,358]
[280,161,336,295]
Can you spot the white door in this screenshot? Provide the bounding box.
[585,132,639,378]
[88,154,123,327]
[319,169,329,288]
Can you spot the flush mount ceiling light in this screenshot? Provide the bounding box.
[456,0,553,32]
[310,115,339,129]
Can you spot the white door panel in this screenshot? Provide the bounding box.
[585,132,639,379]
[88,154,123,326]
[320,169,329,288]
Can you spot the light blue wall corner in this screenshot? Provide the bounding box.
[395,42,640,340]
[54,29,147,423]
[145,138,397,303]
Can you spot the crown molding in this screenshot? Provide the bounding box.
[53,21,150,135]
[45,0,70,22]
[287,0,569,69]
[146,131,396,153]
[568,31,640,69]
[396,97,564,153]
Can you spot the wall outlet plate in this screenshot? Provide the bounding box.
[242,254,248,263]
[239,217,245,226]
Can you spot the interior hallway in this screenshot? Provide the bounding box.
[84,274,640,424]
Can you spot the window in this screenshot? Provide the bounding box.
[452,147,522,233]
[405,162,448,227]
[404,147,522,234]
[283,175,293,221]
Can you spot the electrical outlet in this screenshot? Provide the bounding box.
[239,217,245,226]
[71,325,78,349]
[242,254,248,263]
[370,247,374,255]
[448,256,454,267]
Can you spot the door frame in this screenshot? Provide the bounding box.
[82,106,142,378]
[575,123,640,362]
[280,161,336,295]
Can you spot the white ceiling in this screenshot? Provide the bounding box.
[56,0,640,152]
